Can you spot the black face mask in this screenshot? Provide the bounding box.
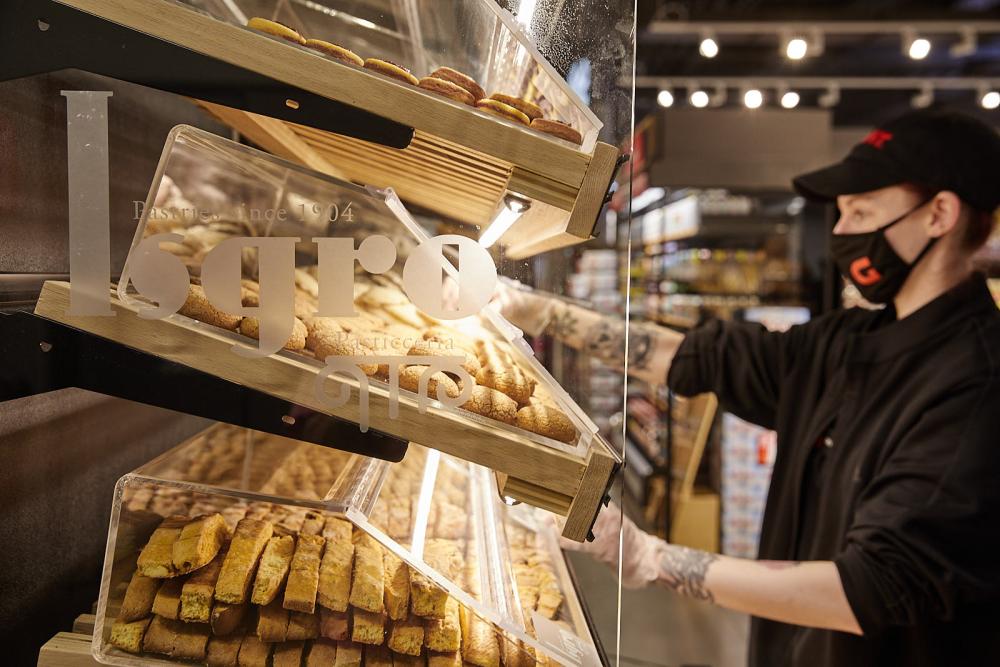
[830,200,936,305]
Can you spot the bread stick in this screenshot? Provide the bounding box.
[350,535,385,613]
[301,511,326,536]
[334,640,363,667]
[173,513,230,574]
[120,572,161,621]
[410,540,461,618]
[251,535,295,606]
[216,518,273,604]
[318,517,354,612]
[143,615,181,656]
[109,617,151,654]
[388,616,424,656]
[460,606,500,667]
[257,598,290,642]
[152,575,185,620]
[137,515,187,578]
[206,632,243,667]
[211,601,247,636]
[172,621,211,661]
[285,534,325,613]
[179,548,226,623]
[383,551,410,621]
[305,638,339,666]
[286,611,320,640]
[351,608,386,645]
[237,633,272,667]
[423,597,461,652]
[320,607,349,641]
[273,640,307,667]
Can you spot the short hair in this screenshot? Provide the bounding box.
[909,184,995,252]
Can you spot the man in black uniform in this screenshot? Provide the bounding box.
[566,109,1000,666]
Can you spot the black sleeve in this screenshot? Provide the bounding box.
[834,377,1000,636]
[666,317,811,430]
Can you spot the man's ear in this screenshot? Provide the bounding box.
[927,191,962,238]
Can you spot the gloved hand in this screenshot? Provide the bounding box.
[491,281,555,337]
[559,502,667,589]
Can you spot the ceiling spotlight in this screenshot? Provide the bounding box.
[699,33,719,58]
[657,89,674,108]
[743,88,764,109]
[690,89,710,108]
[950,27,977,58]
[785,37,808,60]
[818,83,840,108]
[780,90,800,109]
[911,83,934,109]
[982,90,1000,111]
[904,29,931,60]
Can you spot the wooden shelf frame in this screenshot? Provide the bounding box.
[57,0,621,256]
[35,281,617,541]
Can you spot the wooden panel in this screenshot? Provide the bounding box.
[59,0,591,188]
[34,282,586,497]
[497,473,573,516]
[72,614,96,636]
[561,446,618,542]
[37,632,99,667]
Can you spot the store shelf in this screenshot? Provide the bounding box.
[34,281,616,541]
[54,0,621,256]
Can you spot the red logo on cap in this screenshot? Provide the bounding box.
[850,257,882,286]
[862,129,893,149]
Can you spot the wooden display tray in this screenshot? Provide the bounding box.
[35,281,617,541]
[57,0,621,258]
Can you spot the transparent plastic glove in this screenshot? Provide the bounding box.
[559,502,666,589]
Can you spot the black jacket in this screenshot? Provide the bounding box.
[667,275,1000,666]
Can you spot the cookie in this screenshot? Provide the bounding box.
[407,342,481,377]
[530,118,583,145]
[489,93,543,121]
[419,77,476,106]
[461,385,518,424]
[430,67,485,101]
[247,17,306,45]
[239,316,307,351]
[475,363,535,407]
[304,317,343,350]
[179,284,242,331]
[515,404,576,443]
[305,39,364,66]
[363,58,419,85]
[313,333,379,376]
[475,99,529,125]
[398,366,461,400]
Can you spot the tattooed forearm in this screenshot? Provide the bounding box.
[657,545,719,602]
[758,560,801,570]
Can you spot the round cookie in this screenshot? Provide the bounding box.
[489,93,543,121]
[179,284,242,330]
[304,317,343,351]
[312,333,378,376]
[363,59,419,85]
[475,99,530,125]
[462,385,518,424]
[530,118,582,145]
[423,327,478,356]
[398,365,462,400]
[408,342,481,377]
[430,67,485,101]
[238,316,307,351]
[476,362,535,407]
[304,39,364,66]
[247,17,306,45]
[418,77,476,106]
[515,404,577,443]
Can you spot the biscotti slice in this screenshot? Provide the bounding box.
[211,601,247,636]
[365,643,394,667]
[318,518,354,612]
[206,632,243,667]
[393,652,427,667]
[349,534,385,613]
[306,638,339,666]
[216,518,273,604]
[237,633,272,667]
[460,606,500,667]
[320,607,349,641]
[286,611,320,640]
[180,548,226,623]
[284,533,325,613]
[301,511,326,536]
[273,640,307,667]
[334,640,363,667]
[257,597,290,642]
[152,575,186,620]
[388,615,424,656]
[120,571,161,621]
[109,617,151,654]
[387,496,412,541]
[173,513,230,574]
[410,540,462,618]
[143,615,182,656]
[535,568,563,618]
[251,534,296,605]
[423,597,461,652]
[172,621,211,661]
[427,651,463,667]
[137,515,188,578]
[500,634,535,667]
[432,502,467,540]
[351,608,386,645]
[383,550,410,621]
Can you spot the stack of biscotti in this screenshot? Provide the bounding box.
[506,524,565,624]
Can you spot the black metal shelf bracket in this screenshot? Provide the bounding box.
[0,310,409,462]
[0,0,414,148]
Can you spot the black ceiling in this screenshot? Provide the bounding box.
[634,0,1000,127]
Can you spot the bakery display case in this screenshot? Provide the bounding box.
[94,425,602,666]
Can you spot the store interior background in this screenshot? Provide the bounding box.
[546,1,1000,665]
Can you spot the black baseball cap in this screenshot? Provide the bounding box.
[793,109,1000,213]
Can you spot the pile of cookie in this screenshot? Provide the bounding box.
[246,17,584,145]
[174,272,579,445]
